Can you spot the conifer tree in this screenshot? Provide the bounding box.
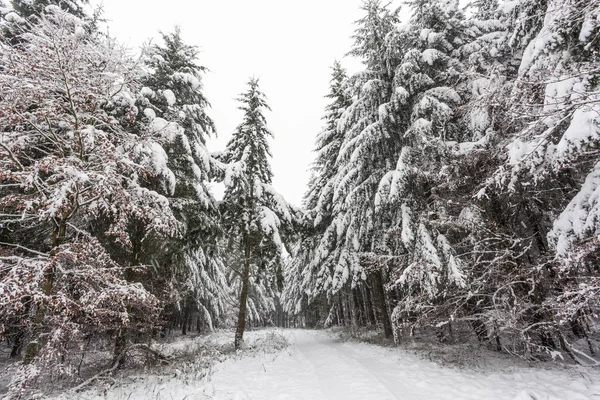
[140,28,229,332]
[221,78,298,348]
[1,0,91,42]
[481,0,600,355]
[305,61,350,217]
[287,61,352,326]
[297,1,402,337]
[12,0,88,19]
[371,0,470,328]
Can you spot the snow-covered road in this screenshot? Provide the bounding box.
[210,330,600,400]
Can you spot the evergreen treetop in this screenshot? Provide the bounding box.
[223,77,274,185]
[143,27,215,146]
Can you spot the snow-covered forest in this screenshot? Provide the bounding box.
[1,0,599,398]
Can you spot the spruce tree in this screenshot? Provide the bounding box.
[140,28,229,332]
[2,0,90,42]
[330,0,402,336]
[485,0,600,354]
[305,61,350,217]
[373,0,471,338]
[288,61,353,327]
[12,0,88,19]
[221,78,298,348]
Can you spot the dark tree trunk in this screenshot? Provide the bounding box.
[112,329,127,367]
[471,319,489,342]
[10,332,24,359]
[371,271,393,338]
[363,285,376,326]
[346,286,357,327]
[337,294,345,326]
[182,300,191,336]
[235,237,251,350]
[24,219,66,364]
[352,288,369,326]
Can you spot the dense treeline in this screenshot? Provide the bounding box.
[284,0,600,363]
[0,1,295,397]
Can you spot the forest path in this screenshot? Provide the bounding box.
[208,330,598,400]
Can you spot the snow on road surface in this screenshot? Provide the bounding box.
[209,330,600,400]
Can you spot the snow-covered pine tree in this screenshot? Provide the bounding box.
[478,0,600,358]
[372,0,474,340]
[12,0,88,19]
[221,78,299,348]
[139,28,230,334]
[0,8,181,391]
[284,61,354,327]
[294,1,405,336]
[305,61,351,220]
[1,0,91,42]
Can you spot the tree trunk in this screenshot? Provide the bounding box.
[362,285,376,326]
[181,300,190,336]
[234,237,251,350]
[470,319,489,342]
[10,332,24,359]
[346,286,357,328]
[351,287,369,326]
[112,329,127,367]
[336,294,345,326]
[24,220,66,364]
[371,270,393,338]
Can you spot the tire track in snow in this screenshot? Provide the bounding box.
[295,331,400,400]
[209,330,600,400]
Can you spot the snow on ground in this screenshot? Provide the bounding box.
[39,329,600,399]
[207,330,600,400]
[44,329,288,400]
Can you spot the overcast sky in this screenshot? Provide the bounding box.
[95,0,367,206]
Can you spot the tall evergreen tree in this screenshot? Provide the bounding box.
[221,78,299,348]
[374,0,470,336]
[285,61,352,327]
[139,28,230,332]
[305,61,350,217]
[314,0,402,337]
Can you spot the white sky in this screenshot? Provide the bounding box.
[95,0,366,207]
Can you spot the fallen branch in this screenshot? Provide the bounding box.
[131,343,171,362]
[71,357,121,393]
[72,343,171,393]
